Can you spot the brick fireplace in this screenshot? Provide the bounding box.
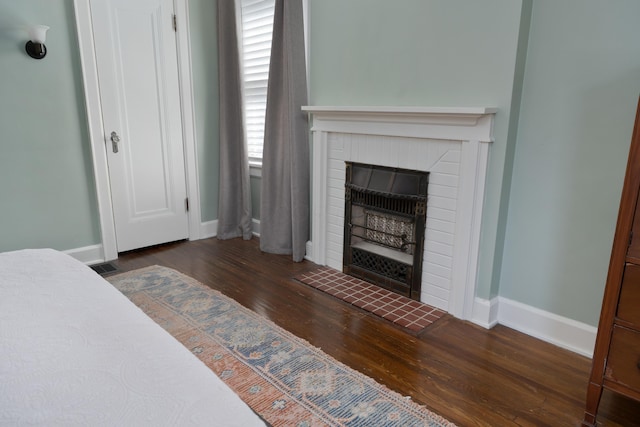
[302,106,496,320]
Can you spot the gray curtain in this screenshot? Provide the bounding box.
[260,0,309,262]
[217,0,252,240]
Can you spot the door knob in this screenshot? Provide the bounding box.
[110,131,120,153]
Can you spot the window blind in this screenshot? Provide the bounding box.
[240,0,275,162]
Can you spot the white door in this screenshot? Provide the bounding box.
[89,0,189,252]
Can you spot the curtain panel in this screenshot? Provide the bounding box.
[216,0,253,240]
[259,0,309,262]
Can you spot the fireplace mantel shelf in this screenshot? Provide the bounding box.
[302,105,497,115]
[302,106,497,142]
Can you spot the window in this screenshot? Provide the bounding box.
[239,0,275,164]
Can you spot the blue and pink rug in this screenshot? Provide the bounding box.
[108,266,455,427]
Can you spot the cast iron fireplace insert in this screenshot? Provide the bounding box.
[343,162,429,300]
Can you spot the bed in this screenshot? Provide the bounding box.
[0,248,265,426]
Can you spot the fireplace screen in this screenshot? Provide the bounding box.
[343,162,429,300]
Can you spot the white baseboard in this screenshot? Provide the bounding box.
[252,219,260,237]
[305,240,313,261]
[470,297,499,329]
[64,221,220,265]
[199,220,218,239]
[472,296,597,358]
[64,244,105,265]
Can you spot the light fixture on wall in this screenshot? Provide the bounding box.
[25,25,49,59]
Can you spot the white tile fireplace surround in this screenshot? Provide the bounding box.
[302,106,496,322]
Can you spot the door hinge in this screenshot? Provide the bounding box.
[185,197,189,212]
[172,14,177,32]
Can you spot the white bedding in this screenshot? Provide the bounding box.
[0,249,265,426]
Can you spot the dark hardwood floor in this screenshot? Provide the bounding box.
[109,237,639,426]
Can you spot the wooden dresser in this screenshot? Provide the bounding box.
[583,97,640,426]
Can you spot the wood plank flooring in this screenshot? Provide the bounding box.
[109,237,640,426]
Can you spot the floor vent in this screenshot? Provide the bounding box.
[90,262,118,276]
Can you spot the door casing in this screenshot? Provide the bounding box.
[74,0,201,261]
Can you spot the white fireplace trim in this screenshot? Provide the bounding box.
[302,106,496,321]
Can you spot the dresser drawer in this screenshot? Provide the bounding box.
[618,263,640,325]
[605,326,640,391]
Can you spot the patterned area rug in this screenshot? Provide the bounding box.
[107,266,455,427]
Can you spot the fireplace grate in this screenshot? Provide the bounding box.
[350,189,419,217]
[365,211,415,252]
[343,162,428,300]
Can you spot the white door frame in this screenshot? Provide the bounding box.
[74,0,201,261]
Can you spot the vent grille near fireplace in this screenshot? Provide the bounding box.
[343,162,429,300]
[352,248,410,283]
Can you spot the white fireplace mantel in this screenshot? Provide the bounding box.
[303,106,497,322]
[302,106,496,141]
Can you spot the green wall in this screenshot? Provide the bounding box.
[0,0,100,252]
[499,0,640,325]
[189,0,220,222]
[309,0,527,300]
[190,0,258,223]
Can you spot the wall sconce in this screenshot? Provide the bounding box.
[25,25,49,59]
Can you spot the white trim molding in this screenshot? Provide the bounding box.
[64,244,105,265]
[305,240,313,261]
[249,164,262,177]
[474,297,597,358]
[74,1,118,261]
[252,219,261,237]
[471,297,500,329]
[303,106,496,320]
[200,220,218,240]
[175,0,203,241]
